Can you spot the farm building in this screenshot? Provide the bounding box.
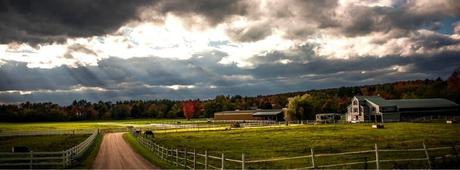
[213,109,284,121]
[346,96,460,123]
[316,113,342,123]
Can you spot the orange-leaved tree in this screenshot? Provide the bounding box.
[182,101,195,120]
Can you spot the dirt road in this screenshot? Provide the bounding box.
[92,132,158,169]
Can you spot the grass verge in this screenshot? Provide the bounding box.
[123,132,177,169]
[72,133,103,169]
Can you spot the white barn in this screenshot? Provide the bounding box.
[346,96,459,123]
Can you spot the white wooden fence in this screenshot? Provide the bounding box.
[134,133,459,169]
[0,129,95,137]
[0,129,99,168]
[407,115,460,122]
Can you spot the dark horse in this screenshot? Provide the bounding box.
[144,130,154,138]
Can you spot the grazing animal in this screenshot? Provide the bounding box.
[230,122,241,128]
[134,130,141,136]
[144,130,154,138]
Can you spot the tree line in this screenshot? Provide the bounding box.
[1,68,459,122]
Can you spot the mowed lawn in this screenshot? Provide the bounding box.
[0,134,89,152]
[152,123,460,169]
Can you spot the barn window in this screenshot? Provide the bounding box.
[353,108,358,113]
[353,100,358,105]
[372,107,376,112]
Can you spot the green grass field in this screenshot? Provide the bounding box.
[0,118,205,132]
[149,123,460,169]
[2,120,459,168]
[0,134,89,152]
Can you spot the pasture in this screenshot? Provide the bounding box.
[150,122,460,169]
[0,118,205,132]
[2,119,459,168]
[0,134,89,152]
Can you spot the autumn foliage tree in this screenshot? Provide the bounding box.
[182,101,195,120]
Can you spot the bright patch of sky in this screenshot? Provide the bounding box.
[0,14,297,69]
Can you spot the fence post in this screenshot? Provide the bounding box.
[67,150,72,168]
[162,146,165,160]
[166,147,169,161]
[176,149,179,166]
[374,144,380,170]
[30,151,33,169]
[156,144,159,154]
[423,141,431,169]
[159,145,163,159]
[205,150,208,170]
[310,148,316,168]
[241,153,245,170]
[193,149,196,170]
[62,151,66,168]
[221,152,225,170]
[169,147,172,161]
[72,147,75,159]
[161,145,164,159]
[364,157,368,169]
[184,148,187,169]
[452,145,458,157]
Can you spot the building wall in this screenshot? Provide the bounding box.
[214,113,254,120]
[383,112,401,122]
[347,97,366,122]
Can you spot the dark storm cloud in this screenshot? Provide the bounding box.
[225,21,273,42]
[224,0,460,41]
[153,0,248,26]
[2,48,459,105]
[63,44,98,59]
[1,0,460,105]
[0,0,152,44]
[0,54,245,92]
[338,2,460,37]
[224,0,340,42]
[250,52,460,81]
[1,0,459,45]
[0,62,105,91]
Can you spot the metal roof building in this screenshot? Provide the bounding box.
[214,109,284,121]
[347,96,459,122]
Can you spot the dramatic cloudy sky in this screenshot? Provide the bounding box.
[1,0,460,105]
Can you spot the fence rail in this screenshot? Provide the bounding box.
[0,129,95,137]
[134,131,459,169]
[406,115,460,122]
[0,129,99,168]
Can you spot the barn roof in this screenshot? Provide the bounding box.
[216,110,257,113]
[316,113,341,116]
[356,96,395,107]
[389,98,459,109]
[214,109,283,116]
[353,96,459,109]
[252,110,282,116]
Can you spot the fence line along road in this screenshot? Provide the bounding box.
[134,132,459,169]
[0,129,99,169]
[0,129,95,137]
